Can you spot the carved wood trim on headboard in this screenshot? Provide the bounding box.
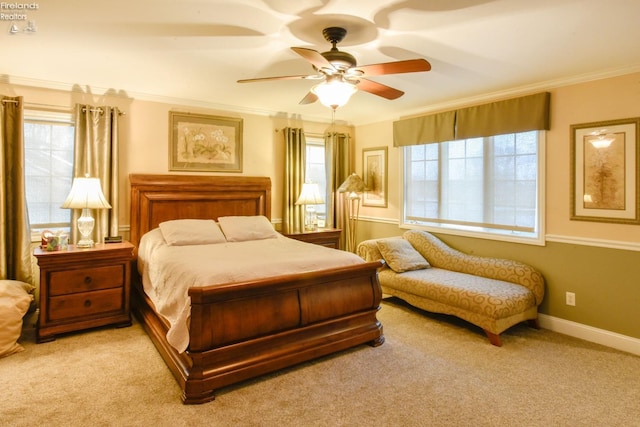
[129,174,272,249]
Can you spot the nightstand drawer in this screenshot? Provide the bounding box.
[283,228,341,249]
[49,265,124,296]
[48,288,124,322]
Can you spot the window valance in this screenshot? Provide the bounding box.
[392,110,456,147]
[393,92,550,146]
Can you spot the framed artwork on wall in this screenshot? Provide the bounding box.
[362,146,388,208]
[570,117,640,224]
[169,112,243,172]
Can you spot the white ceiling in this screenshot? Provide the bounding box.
[4,0,640,125]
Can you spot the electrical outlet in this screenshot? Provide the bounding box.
[566,291,576,306]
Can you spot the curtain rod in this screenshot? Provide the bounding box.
[274,129,325,137]
[81,106,126,116]
[2,100,126,116]
[25,102,73,115]
[3,100,72,112]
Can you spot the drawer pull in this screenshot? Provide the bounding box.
[84,299,92,307]
[84,276,92,285]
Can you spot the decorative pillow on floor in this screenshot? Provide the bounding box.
[0,280,35,358]
[376,238,431,273]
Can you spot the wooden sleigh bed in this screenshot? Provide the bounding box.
[129,174,384,404]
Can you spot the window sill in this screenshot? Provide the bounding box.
[400,222,545,246]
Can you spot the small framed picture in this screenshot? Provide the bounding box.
[362,146,388,208]
[169,112,243,172]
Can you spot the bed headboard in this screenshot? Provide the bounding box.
[129,174,272,249]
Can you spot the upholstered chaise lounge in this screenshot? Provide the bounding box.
[357,230,545,346]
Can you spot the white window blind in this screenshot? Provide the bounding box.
[403,131,541,240]
[305,136,327,219]
[24,110,75,232]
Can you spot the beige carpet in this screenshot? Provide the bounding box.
[2,297,639,427]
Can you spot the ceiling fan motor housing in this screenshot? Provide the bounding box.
[321,27,356,71]
[321,49,356,70]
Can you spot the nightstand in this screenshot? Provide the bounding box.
[283,228,342,249]
[34,241,135,343]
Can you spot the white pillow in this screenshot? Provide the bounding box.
[0,280,35,358]
[218,215,278,242]
[159,219,227,246]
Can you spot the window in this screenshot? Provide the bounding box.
[24,111,75,235]
[305,136,327,225]
[402,131,544,243]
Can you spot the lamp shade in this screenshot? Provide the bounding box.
[338,173,367,194]
[61,177,112,210]
[311,78,357,109]
[295,183,324,205]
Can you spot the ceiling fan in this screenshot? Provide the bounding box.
[237,27,431,108]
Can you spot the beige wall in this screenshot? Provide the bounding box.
[1,82,352,232]
[3,71,639,341]
[356,73,640,245]
[353,72,640,340]
[547,73,640,242]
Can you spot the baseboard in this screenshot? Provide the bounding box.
[539,314,640,356]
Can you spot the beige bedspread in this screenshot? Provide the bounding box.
[138,229,364,353]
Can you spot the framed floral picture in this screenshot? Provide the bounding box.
[362,146,388,207]
[570,117,640,224]
[169,112,243,172]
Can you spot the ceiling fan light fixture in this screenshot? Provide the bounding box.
[311,78,357,109]
[240,26,431,107]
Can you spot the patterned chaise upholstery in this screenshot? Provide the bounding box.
[356,230,545,346]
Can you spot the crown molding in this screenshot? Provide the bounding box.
[3,75,336,125]
[7,63,640,127]
[387,64,640,124]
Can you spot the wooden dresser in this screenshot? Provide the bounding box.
[34,241,135,343]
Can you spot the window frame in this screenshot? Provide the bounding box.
[304,135,328,222]
[23,109,75,241]
[399,132,546,246]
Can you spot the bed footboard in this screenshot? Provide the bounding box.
[132,260,384,404]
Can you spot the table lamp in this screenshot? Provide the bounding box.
[295,183,324,231]
[61,176,112,248]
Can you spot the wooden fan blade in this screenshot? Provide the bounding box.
[356,78,404,100]
[291,47,336,73]
[354,59,431,76]
[299,92,318,105]
[237,75,310,83]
